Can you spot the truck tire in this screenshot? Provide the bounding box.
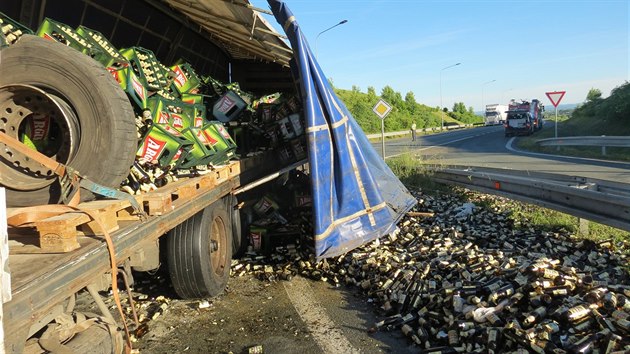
[0,35,136,207]
[225,194,248,257]
[166,200,233,298]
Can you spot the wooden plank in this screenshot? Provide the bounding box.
[35,213,88,252]
[77,199,131,235]
[142,162,241,215]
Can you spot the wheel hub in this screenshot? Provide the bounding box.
[209,217,227,276]
[0,84,79,190]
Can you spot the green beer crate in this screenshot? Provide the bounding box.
[177,128,219,168]
[145,98,217,168]
[125,68,149,110]
[201,121,237,165]
[76,26,127,68]
[36,18,94,54]
[0,12,33,47]
[136,123,192,168]
[191,103,208,128]
[170,62,202,95]
[146,96,199,128]
[120,47,169,92]
[181,93,204,105]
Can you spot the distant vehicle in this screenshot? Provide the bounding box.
[504,111,533,137]
[484,104,509,125]
[508,99,545,131]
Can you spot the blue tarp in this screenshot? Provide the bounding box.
[268,1,417,259]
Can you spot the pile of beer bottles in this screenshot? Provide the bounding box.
[0,12,308,194]
[232,189,630,353]
[236,169,313,261]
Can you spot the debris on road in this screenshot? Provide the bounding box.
[230,188,630,353]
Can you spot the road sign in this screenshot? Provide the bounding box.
[546,91,566,108]
[372,99,392,120]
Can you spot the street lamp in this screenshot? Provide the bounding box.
[481,79,496,117]
[439,62,461,130]
[315,19,348,59]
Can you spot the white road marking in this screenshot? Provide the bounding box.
[283,277,360,354]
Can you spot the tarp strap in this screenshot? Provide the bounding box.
[315,201,388,241]
[283,16,295,32]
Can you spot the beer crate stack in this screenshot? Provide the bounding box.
[0,12,32,47]
[1,16,308,196]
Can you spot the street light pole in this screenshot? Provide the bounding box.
[481,79,496,118]
[439,62,461,130]
[315,19,348,59]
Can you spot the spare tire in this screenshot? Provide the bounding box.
[0,35,136,207]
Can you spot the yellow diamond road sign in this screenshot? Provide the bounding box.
[373,99,392,119]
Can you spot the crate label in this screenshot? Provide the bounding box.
[217,96,235,113]
[202,130,219,146]
[173,66,188,87]
[42,33,55,41]
[173,148,183,162]
[138,136,166,164]
[194,116,203,128]
[131,74,146,101]
[157,111,169,124]
[29,115,51,141]
[171,113,184,129]
[215,124,231,140]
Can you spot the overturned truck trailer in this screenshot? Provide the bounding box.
[0,0,415,352]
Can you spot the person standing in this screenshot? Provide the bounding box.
[411,122,417,142]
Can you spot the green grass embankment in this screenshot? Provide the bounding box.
[515,112,630,162]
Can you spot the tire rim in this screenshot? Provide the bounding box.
[0,84,80,190]
[209,215,228,276]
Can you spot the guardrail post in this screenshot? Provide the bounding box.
[578,218,589,237]
[601,135,607,156]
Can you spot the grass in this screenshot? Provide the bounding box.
[493,196,629,245]
[386,153,452,195]
[515,113,630,162]
[387,153,630,245]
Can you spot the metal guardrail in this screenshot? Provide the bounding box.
[365,124,473,139]
[427,166,630,232]
[536,136,630,147]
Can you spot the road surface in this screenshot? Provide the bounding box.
[377,125,630,184]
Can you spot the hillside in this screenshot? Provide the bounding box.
[565,82,630,136]
[334,86,482,134]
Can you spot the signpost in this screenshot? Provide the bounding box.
[546,91,566,140]
[372,99,392,158]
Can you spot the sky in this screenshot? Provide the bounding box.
[251,0,629,111]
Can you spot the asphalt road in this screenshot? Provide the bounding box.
[376,124,630,184]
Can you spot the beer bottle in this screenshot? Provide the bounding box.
[565,305,591,323]
[523,306,546,326]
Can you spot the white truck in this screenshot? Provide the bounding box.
[484,104,509,126]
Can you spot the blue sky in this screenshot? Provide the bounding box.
[252,0,628,111]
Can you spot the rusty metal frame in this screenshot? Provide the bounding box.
[3,177,238,351]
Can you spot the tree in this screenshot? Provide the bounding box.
[586,88,602,102]
[404,92,417,114]
[452,102,466,114]
[367,86,376,98]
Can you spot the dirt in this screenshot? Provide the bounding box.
[106,268,411,354]
[127,274,316,354]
